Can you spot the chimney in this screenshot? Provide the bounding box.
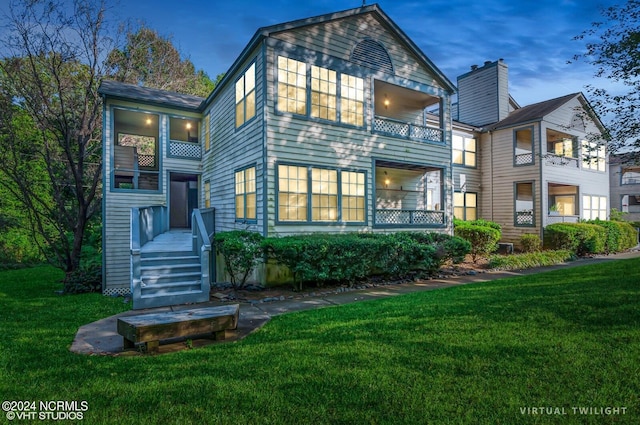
[457,59,510,127]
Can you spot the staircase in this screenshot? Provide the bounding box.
[130,207,214,310]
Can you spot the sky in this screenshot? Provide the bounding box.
[0,0,623,106]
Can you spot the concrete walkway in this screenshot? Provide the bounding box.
[70,249,640,355]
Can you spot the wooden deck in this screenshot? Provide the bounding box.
[140,229,192,253]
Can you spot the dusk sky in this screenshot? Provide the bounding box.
[1,0,624,106]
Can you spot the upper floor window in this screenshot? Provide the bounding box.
[169,117,199,143]
[514,127,534,166]
[276,55,364,127]
[236,63,256,128]
[277,57,306,115]
[203,114,210,151]
[311,65,337,121]
[453,134,476,167]
[582,140,606,172]
[548,137,577,158]
[622,168,640,185]
[340,74,364,126]
[235,166,256,221]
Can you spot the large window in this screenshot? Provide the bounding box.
[547,137,577,158]
[515,182,535,226]
[235,166,256,221]
[311,65,337,121]
[277,56,364,126]
[340,74,364,126]
[235,63,256,128]
[277,57,306,115]
[454,192,477,221]
[581,140,606,172]
[583,195,607,220]
[278,164,366,223]
[514,127,534,166]
[453,134,476,167]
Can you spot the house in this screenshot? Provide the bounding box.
[610,153,640,222]
[451,59,609,245]
[98,4,457,308]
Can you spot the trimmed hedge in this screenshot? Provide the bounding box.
[586,219,638,253]
[543,223,606,255]
[261,232,470,289]
[454,221,501,262]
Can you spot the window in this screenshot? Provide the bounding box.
[235,166,256,221]
[278,164,366,223]
[341,171,366,222]
[235,63,256,128]
[277,57,306,115]
[515,182,535,226]
[340,74,364,126]
[582,140,606,172]
[547,137,577,158]
[514,128,534,165]
[622,169,640,185]
[203,114,210,151]
[170,117,199,143]
[454,192,477,221]
[311,65,337,121]
[453,134,476,167]
[204,181,211,208]
[583,195,607,220]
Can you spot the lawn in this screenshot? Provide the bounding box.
[1,260,639,424]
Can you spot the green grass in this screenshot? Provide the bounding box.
[1,261,639,424]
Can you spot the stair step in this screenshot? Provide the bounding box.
[140,280,202,295]
[141,251,196,259]
[141,272,201,285]
[140,264,201,275]
[140,288,204,299]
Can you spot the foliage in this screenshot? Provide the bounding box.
[519,233,541,253]
[543,223,607,255]
[106,26,218,98]
[3,260,640,424]
[454,221,501,262]
[262,232,467,290]
[488,250,574,270]
[609,207,627,221]
[586,219,638,253]
[574,0,640,157]
[214,230,264,289]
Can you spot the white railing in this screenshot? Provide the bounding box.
[375,209,445,226]
[545,154,579,168]
[170,140,201,159]
[546,215,579,224]
[373,116,443,143]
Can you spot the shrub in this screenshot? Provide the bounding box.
[214,230,264,288]
[488,250,574,270]
[63,264,102,294]
[543,223,606,256]
[520,234,541,253]
[454,222,501,262]
[587,219,638,253]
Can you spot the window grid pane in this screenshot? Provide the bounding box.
[311,65,337,121]
[278,165,308,221]
[312,168,338,222]
[340,74,364,126]
[277,56,306,115]
[341,171,365,222]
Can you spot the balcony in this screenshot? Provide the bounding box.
[373,116,443,143]
[375,209,445,226]
[545,154,579,168]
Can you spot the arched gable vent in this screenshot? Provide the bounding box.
[351,39,394,74]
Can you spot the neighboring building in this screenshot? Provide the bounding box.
[98,5,611,307]
[452,60,609,245]
[99,4,456,306]
[610,153,640,222]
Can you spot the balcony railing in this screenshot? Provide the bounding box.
[546,215,579,224]
[373,116,443,143]
[375,209,445,226]
[169,140,201,160]
[545,154,579,168]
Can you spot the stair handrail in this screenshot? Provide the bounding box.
[130,205,168,303]
[192,208,214,293]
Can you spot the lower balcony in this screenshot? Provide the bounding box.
[375,209,445,226]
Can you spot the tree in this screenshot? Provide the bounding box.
[574,0,640,160]
[0,0,108,280]
[106,26,216,97]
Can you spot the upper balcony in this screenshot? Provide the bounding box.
[372,80,444,144]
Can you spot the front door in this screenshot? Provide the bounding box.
[169,173,198,228]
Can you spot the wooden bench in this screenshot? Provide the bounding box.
[117,305,239,352]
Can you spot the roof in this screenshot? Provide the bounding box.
[98,80,205,111]
[204,3,456,106]
[485,93,579,131]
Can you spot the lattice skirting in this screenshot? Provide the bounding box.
[103,287,131,296]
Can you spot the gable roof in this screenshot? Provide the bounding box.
[98,80,205,111]
[484,92,608,136]
[204,3,456,106]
